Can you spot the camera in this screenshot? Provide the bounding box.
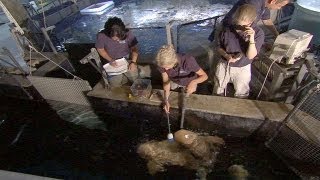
[234,25,247,31]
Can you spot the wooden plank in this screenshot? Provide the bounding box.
[33,53,68,76]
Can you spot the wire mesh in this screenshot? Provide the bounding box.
[266,84,320,178]
[252,60,276,80]
[27,76,92,106]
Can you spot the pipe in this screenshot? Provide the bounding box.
[180,87,189,129]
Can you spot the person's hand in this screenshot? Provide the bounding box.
[163,101,170,113]
[232,53,242,61]
[186,80,198,95]
[128,62,138,71]
[226,55,239,63]
[244,26,255,42]
[110,61,118,67]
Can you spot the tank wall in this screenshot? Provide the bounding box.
[289,3,320,45]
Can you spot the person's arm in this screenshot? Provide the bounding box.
[216,29,238,62]
[97,48,118,67]
[217,48,240,63]
[96,33,116,65]
[262,19,279,37]
[162,72,171,113]
[130,45,138,63]
[186,69,208,95]
[97,48,113,62]
[217,48,232,61]
[128,45,138,71]
[245,26,258,60]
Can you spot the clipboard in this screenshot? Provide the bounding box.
[103,58,128,76]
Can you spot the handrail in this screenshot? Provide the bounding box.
[128,26,165,30]
[176,15,224,53]
[36,0,72,13]
[178,15,224,27]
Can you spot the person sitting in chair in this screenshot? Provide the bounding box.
[156,45,208,113]
[95,17,139,87]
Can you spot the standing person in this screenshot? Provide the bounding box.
[96,17,139,87]
[209,0,291,42]
[156,45,208,113]
[223,0,291,37]
[213,4,265,98]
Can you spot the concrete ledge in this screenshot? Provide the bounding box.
[87,82,293,122]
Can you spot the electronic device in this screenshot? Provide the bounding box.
[269,29,313,64]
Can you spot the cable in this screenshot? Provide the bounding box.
[40,0,47,29]
[29,45,32,75]
[222,61,230,97]
[256,35,300,99]
[256,58,277,99]
[166,112,171,135]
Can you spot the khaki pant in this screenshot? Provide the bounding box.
[108,69,139,87]
[213,61,251,98]
[170,81,185,90]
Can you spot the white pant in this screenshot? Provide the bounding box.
[213,62,251,97]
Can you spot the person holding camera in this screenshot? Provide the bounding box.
[208,0,291,42]
[213,4,265,98]
[223,0,291,37]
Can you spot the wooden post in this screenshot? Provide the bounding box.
[41,27,58,54]
[0,1,25,35]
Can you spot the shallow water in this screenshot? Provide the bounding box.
[56,0,232,42]
[53,0,234,59]
[0,97,299,179]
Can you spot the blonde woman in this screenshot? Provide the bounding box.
[213,4,265,98]
[156,45,208,113]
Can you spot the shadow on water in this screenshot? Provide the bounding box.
[0,95,299,179]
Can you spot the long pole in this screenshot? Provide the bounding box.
[0,1,24,35]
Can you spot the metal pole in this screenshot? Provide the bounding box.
[165,21,174,45]
[176,25,181,53]
[180,87,189,129]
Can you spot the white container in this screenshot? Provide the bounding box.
[130,79,152,98]
[80,1,114,15]
[289,1,320,45]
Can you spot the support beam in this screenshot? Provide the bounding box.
[0,0,27,34]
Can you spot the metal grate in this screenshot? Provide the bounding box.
[27,76,92,106]
[266,84,320,179]
[252,60,276,79]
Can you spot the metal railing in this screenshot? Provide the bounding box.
[176,15,224,53]
[266,73,320,179]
